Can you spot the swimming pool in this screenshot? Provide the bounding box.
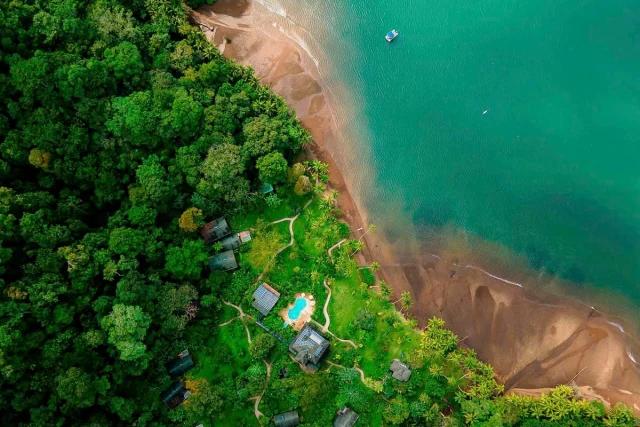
[287,297,308,320]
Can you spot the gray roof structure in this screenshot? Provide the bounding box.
[252,283,280,316]
[390,359,411,382]
[160,381,191,409]
[289,324,329,371]
[209,250,238,271]
[167,349,194,377]
[219,233,241,251]
[200,217,231,243]
[273,410,300,427]
[334,407,359,427]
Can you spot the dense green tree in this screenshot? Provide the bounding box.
[256,151,288,184]
[169,88,203,140]
[135,154,174,206]
[249,333,276,360]
[108,227,145,257]
[100,304,151,362]
[165,239,208,280]
[107,91,157,146]
[384,395,410,425]
[56,367,106,410]
[104,41,144,86]
[242,115,291,160]
[195,143,249,210]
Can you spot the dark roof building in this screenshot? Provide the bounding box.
[219,233,241,251]
[160,381,191,409]
[209,250,238,271]
[289,324,329,371]
[166,349,194,377]
[200,217,231,243]
[390,359,411,382]
[252,283,280,316]
[273,410,300,427]
[334,407,359,427]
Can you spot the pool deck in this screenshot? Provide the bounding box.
[281,293,316,331]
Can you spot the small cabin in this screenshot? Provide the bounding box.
[289,324,329,371]
[334,407,359,427]
[166,349,194,377]
[219,233,242,251]
[209,250,238,272]
[238,230,252,243]
[252,283,281,316]
[273,410,300,427]
[390,359,411,382]
[259,182,274,195]
[160,381,191,409]
[201,217,231,243]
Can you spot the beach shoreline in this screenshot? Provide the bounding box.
[192,0,640,412]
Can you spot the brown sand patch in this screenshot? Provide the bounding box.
[210,0,250,17]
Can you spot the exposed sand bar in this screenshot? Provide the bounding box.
[192,0,640,412]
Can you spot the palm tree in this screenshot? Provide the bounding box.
[358,223,377,241]
[349,240,364,256]
[393,291,413,313]
[380,281,391,299]
[309,270,321,284]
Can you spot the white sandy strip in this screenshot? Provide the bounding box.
[607,321,626,334]
[456,263,524,288]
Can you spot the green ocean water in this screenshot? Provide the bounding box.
[275,1,640,303]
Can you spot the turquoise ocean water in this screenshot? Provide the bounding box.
[271,1,640,306]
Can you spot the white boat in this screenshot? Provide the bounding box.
[385,29,399,42]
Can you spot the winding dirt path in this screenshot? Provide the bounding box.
[327,238,346,259]
[250,359,272,419]
[222,301,273,420]
[256,199,313,283]
[321,279,331,333]
[218,316,239,327]
[318,239,358,342]
[310,319,357,349]
[222,300,253,343]
[326,361,368,386]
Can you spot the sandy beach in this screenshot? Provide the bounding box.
[192,0,640,412]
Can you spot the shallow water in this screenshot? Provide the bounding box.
[272,1,640,307]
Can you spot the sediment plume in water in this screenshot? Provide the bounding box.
[193,0,640,412]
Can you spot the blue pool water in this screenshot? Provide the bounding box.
[288,297,308,320]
